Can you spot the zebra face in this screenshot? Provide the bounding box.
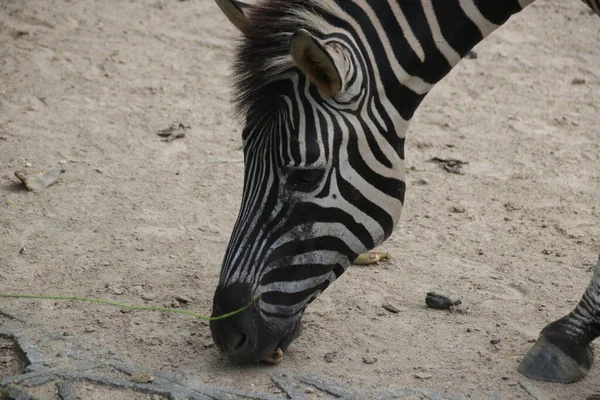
[210,0,407,363]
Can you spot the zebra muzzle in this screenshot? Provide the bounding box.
[209,282,303,364]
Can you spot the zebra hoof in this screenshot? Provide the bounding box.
[518,335,593,383]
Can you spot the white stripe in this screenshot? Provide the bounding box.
[458,0,499,37]
[311,173,386,246]
[388,2,426,62]
[353,0,433,94]
[421,0,462,66]
[266,221,366,260]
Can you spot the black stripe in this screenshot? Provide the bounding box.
[338,1,425,119]
[397,1,453,84]
[335,168,398,240]
[261,263,337,285]
[262,280,331,307]
[434,0,484,56]
[474,0,524,26]
[265,236,356,267]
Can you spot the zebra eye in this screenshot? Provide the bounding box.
[286,168,324,190]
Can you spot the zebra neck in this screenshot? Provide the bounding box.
[382,0,536,118]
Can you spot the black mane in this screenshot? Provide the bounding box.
[233,0,331,117]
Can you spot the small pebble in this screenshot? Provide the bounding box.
[141,293,158,301]
[465,50,478,59]
[323,351,337,363]
[362,356,377,365]
[24,162,32,167]
[84,327,96,333]
[416,178,429,185]
[382,303,400,314]
[414,373,432,380]
[176,295,191,304]
[15,168,65,192]
[425,292,461,310]
[490,337,501,345]
[451,205,466,213]
[504,202,520,212]
[571,77,586,85]
[107,285,123,295]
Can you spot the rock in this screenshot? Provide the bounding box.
[323,351,337,363]
[382,303,400,314]
[415,178,429,185]
[14,168,66,192]
[414,373,432,380]
[451,205,466,213]
[84,327,96,333]
[141,292,158,301]
[429,157,468,174]
[425,292,461,310]
[571,77,586,85]
[157,122,190,142]
[362,356,377,364]
[465,50,478,59]
[107,285,123,295]
[176,295,191,304]
[490,337,501,345]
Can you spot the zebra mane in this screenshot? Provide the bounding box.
[233,0,344,118]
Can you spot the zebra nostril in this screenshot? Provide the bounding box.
[232,332,248,351]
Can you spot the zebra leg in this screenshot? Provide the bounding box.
[518,256,600,382]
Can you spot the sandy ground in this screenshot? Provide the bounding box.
[0,0,599,399]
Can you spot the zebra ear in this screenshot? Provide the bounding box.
[215,0,250,32]
[290,29,345,97]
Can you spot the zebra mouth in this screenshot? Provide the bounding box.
[210,282,303,364]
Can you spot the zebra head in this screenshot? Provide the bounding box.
[210,0,408,363]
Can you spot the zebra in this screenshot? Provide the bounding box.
[208,0,600,382]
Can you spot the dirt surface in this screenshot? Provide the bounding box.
[0,0,599,399]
